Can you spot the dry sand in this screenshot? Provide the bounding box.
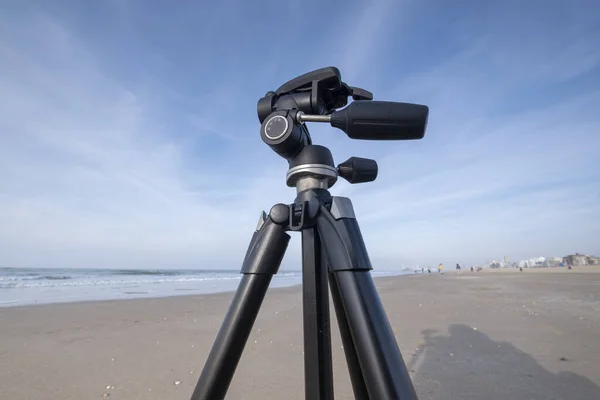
[1,267,599,399]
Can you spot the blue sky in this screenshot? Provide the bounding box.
[1,0,599,270]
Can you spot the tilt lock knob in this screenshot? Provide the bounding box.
[337,157,378,184]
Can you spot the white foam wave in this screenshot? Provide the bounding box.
[0,272,306,289]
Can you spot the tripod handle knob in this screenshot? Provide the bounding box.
[330,101,428,140]
[337,157,378,184]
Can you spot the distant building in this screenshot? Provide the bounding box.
[563,253,589,266]
[518,257,546,268]
[544,257,563,267]
[586,255,600,265]
[486,254,599,269]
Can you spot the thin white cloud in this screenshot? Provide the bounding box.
[0,8,293,269]
[336,0,400,83]
[346,74,600,266]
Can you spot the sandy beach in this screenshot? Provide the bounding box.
[1,267,599,399]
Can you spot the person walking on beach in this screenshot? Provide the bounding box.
[438,263,443,274]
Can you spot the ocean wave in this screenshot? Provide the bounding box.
[35,275,72,280]
[0,271,307,289]
[0,268,416,291]
[0,275,244,289]
[112,269,184,276]
[0,275,72,282]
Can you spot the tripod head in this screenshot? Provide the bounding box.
[257,67,429,190]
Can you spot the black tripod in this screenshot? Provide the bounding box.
[190,67,429,400]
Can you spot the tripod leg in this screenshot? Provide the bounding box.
[328,271,370,400]
[317,197,419,400]
[190,214,290,400]
[302,228,334,400]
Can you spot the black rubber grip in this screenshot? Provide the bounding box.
[330,101,429,140]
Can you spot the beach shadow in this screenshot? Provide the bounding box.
[410,324,600,400]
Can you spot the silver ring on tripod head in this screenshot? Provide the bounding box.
[286,164,338,188]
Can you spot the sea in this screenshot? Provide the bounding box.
[0,267,412,307]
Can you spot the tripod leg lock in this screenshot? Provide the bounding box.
[316,197,373,272]
[241,216,291,275]
[288,198,321,231]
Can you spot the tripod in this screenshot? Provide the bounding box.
[190,67,428,400]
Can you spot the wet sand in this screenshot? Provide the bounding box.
[1,267,599,399]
